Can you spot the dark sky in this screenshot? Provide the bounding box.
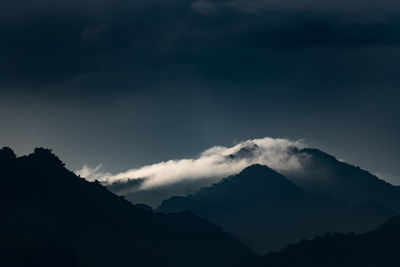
[1,0,399,183]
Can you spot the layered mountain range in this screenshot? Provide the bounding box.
[158,164,393,254]
[1,145,399,266]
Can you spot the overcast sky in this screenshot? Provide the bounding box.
[1,0,399,184]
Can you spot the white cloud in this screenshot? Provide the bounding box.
[76,137,306,193]
[76,164,111,181]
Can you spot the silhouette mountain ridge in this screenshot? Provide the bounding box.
[3,146,399,266]
[0,147,255,267]
[256,213,400,267]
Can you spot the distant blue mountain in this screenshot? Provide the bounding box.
[288,148,400,211]
[158,164,393,254]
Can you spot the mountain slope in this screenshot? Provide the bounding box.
[0,147,256,267]
[289,148,400,211]
[158,164,393,254]
[257,214,400,267]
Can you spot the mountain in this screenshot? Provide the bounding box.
[0,147,255,267]
[257,214,400,267]
[158,164,393,254]
[288,148,400,211]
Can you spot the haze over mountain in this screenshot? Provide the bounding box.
[0,147,255,267]
[288,148,400,211]
[158,164,393,254]
[80,137,400,211]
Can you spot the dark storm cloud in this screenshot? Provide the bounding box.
[1,0,400,96]
[192,0,400,18]
[1,0,400,184]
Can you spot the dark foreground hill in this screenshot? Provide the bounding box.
[257,214,400,267]
[158,164,392,254]
[0,147,255,267]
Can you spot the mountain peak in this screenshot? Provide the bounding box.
[201,164,295,195]
[29,147,65,167]
[239,164,278,176]
[0,147,16,161]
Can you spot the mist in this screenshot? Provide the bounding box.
[76,137,309,204]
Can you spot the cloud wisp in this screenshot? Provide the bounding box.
[192,0,400,21]
[76,137,306,194]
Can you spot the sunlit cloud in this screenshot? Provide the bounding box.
[77,137,306,194]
